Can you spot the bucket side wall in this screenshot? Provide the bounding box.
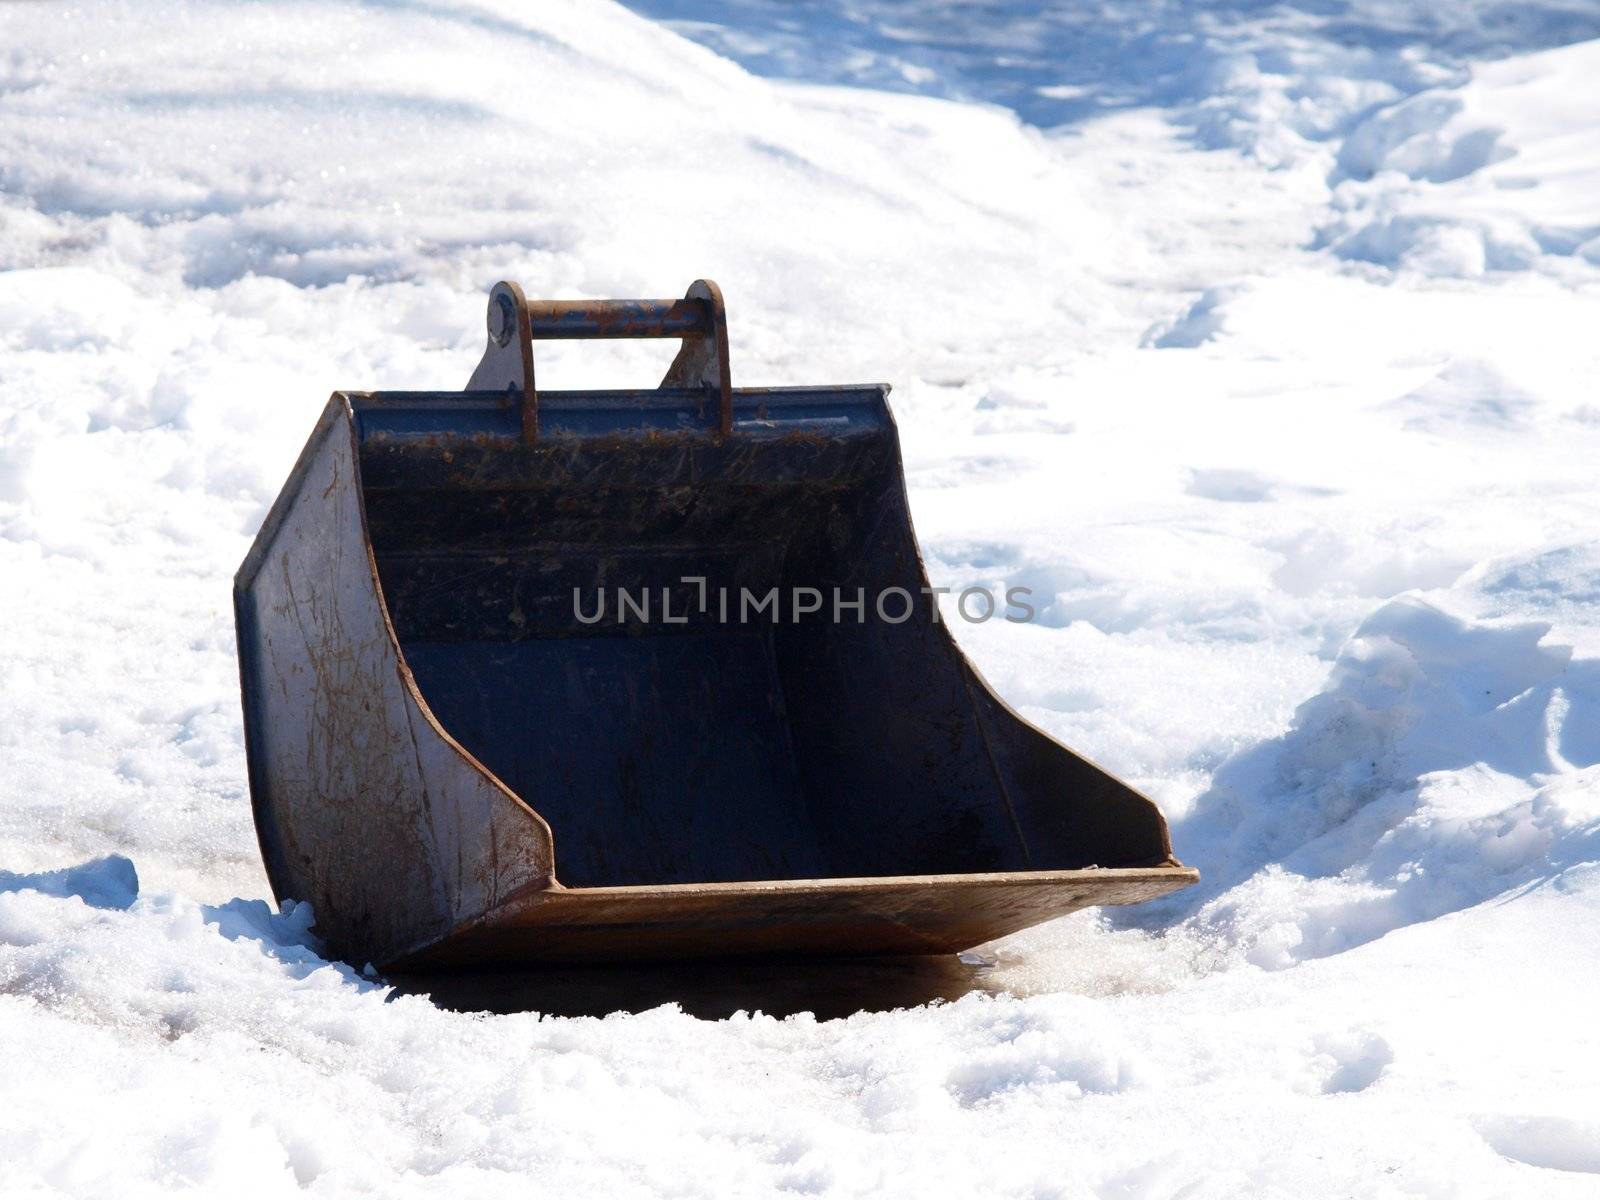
[775,426,1175,873]
[234,396,553,966]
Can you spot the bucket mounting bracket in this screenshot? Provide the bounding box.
[466,279,733,441]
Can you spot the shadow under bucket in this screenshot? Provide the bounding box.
[389,955,997,1021]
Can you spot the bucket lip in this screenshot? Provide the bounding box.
[380,863,1201,969]
[346,384,899,449]
[528,863,1198,902]
[346,383,894,411]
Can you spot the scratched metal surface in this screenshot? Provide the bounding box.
[234,398,553,968]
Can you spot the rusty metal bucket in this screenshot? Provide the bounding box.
[234,280,1196,971]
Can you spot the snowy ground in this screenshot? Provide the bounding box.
[3,0,1600,1195]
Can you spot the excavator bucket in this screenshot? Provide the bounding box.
[234,280,1196,971]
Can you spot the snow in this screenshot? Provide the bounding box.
[1327,37,1600,277]
[3,0,1600,1194]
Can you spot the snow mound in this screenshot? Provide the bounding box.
[1326,39,1600,277]
[0,854,138,911]
[1133,591,1600,968]
[630,0,1600,166]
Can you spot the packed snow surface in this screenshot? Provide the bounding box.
[3,0,1600,1195]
